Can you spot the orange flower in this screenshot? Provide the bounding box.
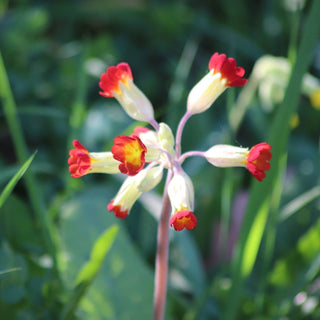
[187,52,247,114]
[99,63,155,123]
[111,135,147,176]
[167,170,197,231]
[208,52,248,87]
[246,142,272,182]
[107,201,129,219]
[99,63,132,98]
[107,166,163,219]
[169,210,197,231]
[68,140,91,178]
[68,140,120,178]
[205,142,272,182]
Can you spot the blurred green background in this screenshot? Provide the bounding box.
[1,0,320,319]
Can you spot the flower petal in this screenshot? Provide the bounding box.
[68,140,91,178]
[111,135,147,176]
[209,52,248,87]
[246,142,272,181]
[107,201,128,219]
[169,210,197,231]
[99,63,132,97]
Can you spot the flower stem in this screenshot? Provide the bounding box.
[152,170,173,320]
[179,150,205,164]
[150,118,160,131]
[175,111,191,157]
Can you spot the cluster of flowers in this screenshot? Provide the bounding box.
[68,53,272,231]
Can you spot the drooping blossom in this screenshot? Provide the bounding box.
[108,165,164,219]
[99,62,155,123]
[205,142,272,182]
[68,140,120,178]
[246,142,272,181]
[168,170,197,231]
[187,52,247,115]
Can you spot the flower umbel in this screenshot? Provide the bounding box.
[69,53,272,320]
[69,52,272,230]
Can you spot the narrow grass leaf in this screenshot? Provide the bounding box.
[237,0,320,277]
[224,1,320,319]
[0,51,58,268]
[0,152,36,209]
[0,268,22,279]
[279,185,320,222]
[241,199,269,277]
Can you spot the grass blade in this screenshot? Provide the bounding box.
[223,1,320,319]
[0,268,22,279]
[0,152,36,209]
[279,186,320,222]
[0,51,58,271]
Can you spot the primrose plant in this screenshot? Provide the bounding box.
[68,52,272,319]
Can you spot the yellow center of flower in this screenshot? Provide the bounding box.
[111,134,147,176]
[123,140,145,166]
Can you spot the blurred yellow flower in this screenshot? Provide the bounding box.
[310,88,320,110]
[290,113,300,129]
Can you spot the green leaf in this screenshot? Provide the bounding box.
[61,225,118,320]
[172,231,206,297]
[0,196,42,253]
[271,217,320,287]
[59,186,157,320]
[241,200,269,277]
[0,242,28,306]
[0,152,36,209]
[76,225,118,284]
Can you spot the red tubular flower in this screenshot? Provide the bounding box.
[99,63,133,97]
[99,63,155,123]
[111,135,147,176]
[187,52,247,115]
[209,52,248,87]
[169,210,197,231]
[68,140,91,178]
[246,142,272,182]
[107,201,128,219]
